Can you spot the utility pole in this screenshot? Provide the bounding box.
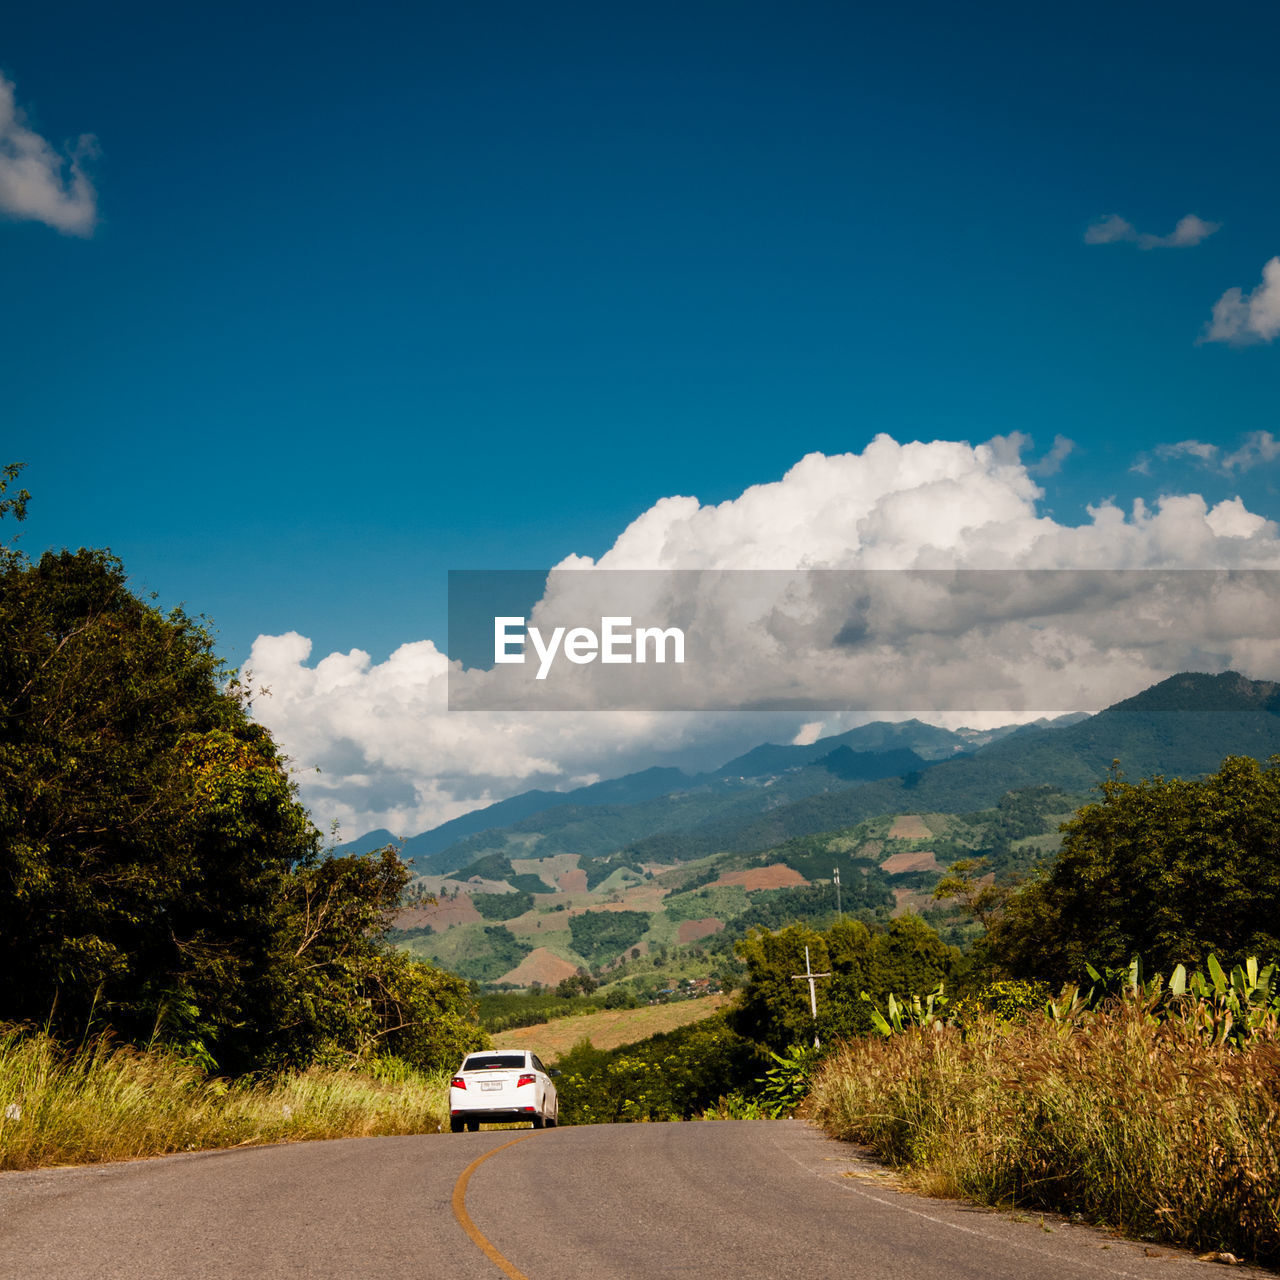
[833,867,842,920]
[791,945,831,1048]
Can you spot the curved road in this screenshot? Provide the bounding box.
[0,1121,1265,1279]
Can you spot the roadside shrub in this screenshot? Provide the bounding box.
[949,978,1050,1029]
[806,999,1280,1265]
[553,1015,767,1124]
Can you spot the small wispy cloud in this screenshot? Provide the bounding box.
[1132,441,1211,475]
[1085,213,1219,250]
[1159,440,1220,464]
[1132,432,1280,476]
[1203,257,1280,345]
[0,73,97,236]
[1222,431,1280,472]
[1030,434,1076,478]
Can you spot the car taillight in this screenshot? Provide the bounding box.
[450,1077,466,1090]
[517,1073,536,1088]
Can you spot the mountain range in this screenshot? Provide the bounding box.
[381,671,1280,987]
[346,671,1280,877]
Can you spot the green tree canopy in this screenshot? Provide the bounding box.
[0,518,484,1073]
[568,909,650,967]
[988,756,1280,982]
[730,915,960,1051]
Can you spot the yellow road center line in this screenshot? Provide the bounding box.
[451,1134,537,1280]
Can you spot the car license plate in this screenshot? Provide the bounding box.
[481,1081,502,1091]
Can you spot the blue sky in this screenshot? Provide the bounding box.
[6,2,1280,836]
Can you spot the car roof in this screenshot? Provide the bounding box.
[460,1050,531,1067]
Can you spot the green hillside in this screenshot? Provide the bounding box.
[388,673,1280,988]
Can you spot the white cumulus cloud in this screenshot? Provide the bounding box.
[1204,257,1280,345]
[0,73,97,236]
[249,436,1280,840]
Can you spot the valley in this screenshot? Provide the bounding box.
[383,672,1280,992]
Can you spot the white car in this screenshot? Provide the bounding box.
[449,1050,559,1132]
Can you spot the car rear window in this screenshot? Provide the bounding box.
[462,1054,527,1071]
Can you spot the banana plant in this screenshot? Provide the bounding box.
[1078,954,1278,1048]
[1183,954,1279,1047]
[860,983,949,1037]
[756,1044,822,1116]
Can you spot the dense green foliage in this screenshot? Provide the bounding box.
[442,926,531,981]
[552,1013,768,1122]
[568,910,650,966]
[771,831,891,883]
[0,514,484,1074]
[661,884,750,922]
[729,916,961,1051]
[470,890,534,920]
[447,854,552,895]
[476,989,605,1032]
[577,851,645,890]
[450,852,518,882]
[732,884,877,932]
[989,757,1280,981]
[507,873,556,894]
[0,544,303,1066]
[440,795,747,870]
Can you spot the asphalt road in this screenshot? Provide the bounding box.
[0,1121,1268,1280]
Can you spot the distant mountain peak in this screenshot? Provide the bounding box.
[1105,670,1280,716]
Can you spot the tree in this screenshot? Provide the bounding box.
[988,757,1280,982]
[554,972,598,998]
[358,949,488,1071]
[0,510,485,1072]
[931,858,1009,933]
[0,543,306,1057]
[0,463,30,534]
[568,909,649,966]
[729,916,959,1051]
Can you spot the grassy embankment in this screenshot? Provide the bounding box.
[0,1026,450,1172]
[806,1002,1280,1266]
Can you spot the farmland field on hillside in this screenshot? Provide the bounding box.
[493,994,729,1055]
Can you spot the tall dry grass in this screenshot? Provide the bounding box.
[806,1003,1280,1265]
[0,1025,451,1171]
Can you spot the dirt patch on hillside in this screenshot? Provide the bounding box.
[891,887,932,916]
[505,910,559,935]
[614,884,667,912]
[512,853,575,877]
[880,850,941,875]
[566,899,656,917]
[888,815,931,840]
[496,948,581,987]
[557,868,588,894]
[393,897,482,930]
[714,864,807,891]
[677,917,725,944]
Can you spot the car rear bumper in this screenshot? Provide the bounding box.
[450,1106,539,1124]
